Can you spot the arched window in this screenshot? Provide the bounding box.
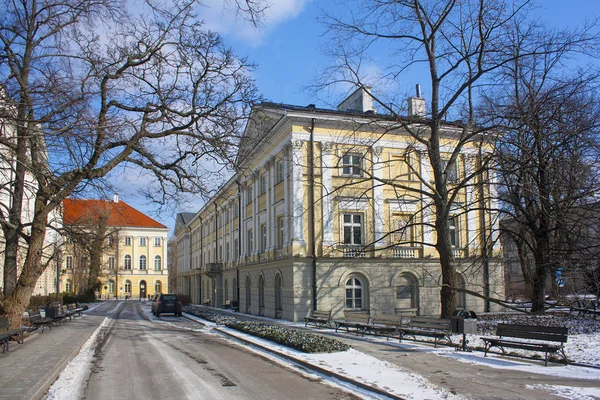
[258,275,265,313]
[154,256,161,270]
[345,276,365,309]
[154,281,162,294]
[245,275,251,312]
[124,255,131,270]
[65,280,72,292]
[139,255,147,270]
[456,274,467,310]
[232,277,238,301]
[274,273,283,313]
[395,273,419,311]
[124,280,131,293]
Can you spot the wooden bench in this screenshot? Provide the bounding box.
[368,314,404,339]
[481,323,568,366]
[67,303,84,318]
[45,306,68,325]
[0,316,25,353]
[28,311,54,333]
[333,311,371,335]
[398,316,452,347]
[304,310,332,328]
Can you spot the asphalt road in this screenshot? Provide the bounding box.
[83,301,358,400]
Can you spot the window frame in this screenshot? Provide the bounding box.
[124,236,132,246]
[154,255,161,271]
[343,213,363,245]
[345,277,364,309]
[123,255,132,270]
[449,216,460,247]
[139,255,147,270]
[276,160,284,183]
[341,153,362,176]
[154,237,161,247]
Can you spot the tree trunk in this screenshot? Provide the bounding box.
[2,199,49,329]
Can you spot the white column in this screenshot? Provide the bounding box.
[466,155,477,249]
[252,173,259,256]
[283,146,290,247]
[241,185,247,257]
[322,142,335,246]
[267,158,275,251]
[290,140,306,246]
[372,146,385,247]
[420,150,434,245]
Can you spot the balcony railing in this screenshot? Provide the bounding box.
[342,247,366,258]
[393,246,421,258]
[206,263,223,274]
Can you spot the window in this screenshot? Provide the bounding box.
[107,236,114,246]
[260,174,267,195]
[345,277,363,309]
[277,216,284,249]
[66,235,73,244]
[154,256,161,270]
[247,185,253,205]
[139,255,147,270]
[124,280,131,294]
[274,273,283,313]
[140,237,146,246]
[260,224,267,253]
[124,236,131,246]
[108,280,115,293]
[395,273,419,310]
[343,214,363,245]
[392,214,414,244]
[258,275,265,309]
[225,243,230,262]
[65,255,72,269]
[154,237,161,247]
[124,255,131,270]
[245,275,251,309]
[456,274,467,309]
[234,239,239,259]
[449,217,459,247]
[65,280,72,292]
[276,160,284,183]
[154,281,162,294]
[342,154,362,176]
[234,201,239,218]
[247,229,253,254]
[107,257,115,270]
[443,158,458,182]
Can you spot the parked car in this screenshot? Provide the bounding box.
[152,293,183,317]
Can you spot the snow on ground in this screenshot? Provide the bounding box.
[45,302,124,400]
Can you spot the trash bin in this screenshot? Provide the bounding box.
[451,310,478,334]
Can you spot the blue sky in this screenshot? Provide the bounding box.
[122,0,600,234]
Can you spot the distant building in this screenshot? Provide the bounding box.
[174,89,504,321]
[62,196,169,299]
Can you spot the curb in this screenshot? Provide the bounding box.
[214,326,406,400]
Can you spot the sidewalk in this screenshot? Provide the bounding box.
[0,302,116,400]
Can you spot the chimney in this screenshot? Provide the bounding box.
[408,84,426,117]
[337,87,376,113]
[113,194,119,203]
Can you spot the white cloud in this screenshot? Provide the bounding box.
[199,0,311,45]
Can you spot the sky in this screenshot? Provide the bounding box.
[116,0,600,235]
[46,302,600,400]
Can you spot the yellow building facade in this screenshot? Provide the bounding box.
[174,89,504,321]
[62,197,169,299]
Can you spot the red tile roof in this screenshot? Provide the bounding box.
[63,199,167,229]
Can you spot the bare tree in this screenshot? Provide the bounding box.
[488,54,600,311]
[0,0,262,327]
[319,0,599,317]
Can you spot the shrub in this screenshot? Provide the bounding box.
[184,306,350,354]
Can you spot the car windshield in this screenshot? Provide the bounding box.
[161,295,177,301]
